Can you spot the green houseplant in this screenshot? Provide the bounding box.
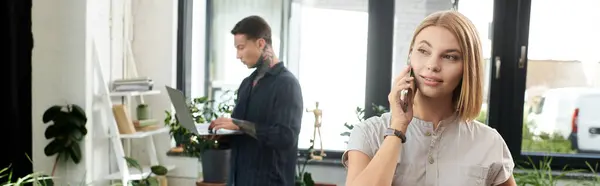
[1,154,54,186]
[164,96,215,150]
[513,156,600,186]
[123,157,168,186]
[1,165,53,186]
[296,139,316,186]
[164,91,236,183]
[41,104,88,177]
[340,104,388,142]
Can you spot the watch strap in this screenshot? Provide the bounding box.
[384,128,407,143]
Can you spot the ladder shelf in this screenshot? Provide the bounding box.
[92,38,175,185]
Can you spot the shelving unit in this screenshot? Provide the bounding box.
[92,37,175,185]
[105,165,177,181]
[119,127,169,139]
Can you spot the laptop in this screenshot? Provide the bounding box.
[165,86,242,136]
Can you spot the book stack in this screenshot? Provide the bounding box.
[133,119,160,131]
[111,77,154,92]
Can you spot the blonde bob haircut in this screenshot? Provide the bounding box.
[408,10,484,121]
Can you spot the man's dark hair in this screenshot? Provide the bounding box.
[231,15,272,45]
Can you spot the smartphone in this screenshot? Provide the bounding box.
[400,63,414,112]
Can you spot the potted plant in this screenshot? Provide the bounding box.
[296,140,338,186]
[1,154,54,186]
[41,104,88,177]
[123,157,168,186]
[296,140,316,186]
[164,91,236,183]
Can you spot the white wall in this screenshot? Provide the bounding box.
[32,0,92,184]
[128,0,178,167]
[31,0,179,184]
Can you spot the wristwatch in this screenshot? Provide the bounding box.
[384,128,407,143]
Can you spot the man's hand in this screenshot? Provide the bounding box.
[209,117,240,131]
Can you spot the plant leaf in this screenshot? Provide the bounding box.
[150,165,168,176]
[52,112,82,128]
[303,172,315,186]
[42,106,63,123]
[67,114,86,128]
[124,157,142,171]
[78,125,88,136]
[68,142,82,164]
[69,104,88,124]
[340,132,351,136]
[146,177,159,186]
[70,126,87,141]
[193,97,209,104]
[44,125,60,139]
[38,174,55,186]
[43,140,63,156]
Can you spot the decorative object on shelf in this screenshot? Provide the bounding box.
[305,101,326,160]
[164,90,236,184]
[123,156,168,186]
[133,119,159,129]
[41,104,88,177]
[137,103,150,120]
[340,104,388,143]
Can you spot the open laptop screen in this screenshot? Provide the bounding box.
[165,86,199,135]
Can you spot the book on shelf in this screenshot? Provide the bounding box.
[112,104,136,134]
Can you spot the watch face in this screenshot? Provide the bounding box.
[384,128,406,143]
[385,128,395,136]
[385,128,400,137]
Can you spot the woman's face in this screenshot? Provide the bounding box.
[409,26,464,99]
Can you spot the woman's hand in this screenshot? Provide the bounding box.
[388,65,415,132]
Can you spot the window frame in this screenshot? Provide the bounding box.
[296,0,395,162]
[174,0,600,171]
[176,0,193,96]
[502,0,600,171]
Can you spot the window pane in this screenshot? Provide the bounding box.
[457,0,494,125]
[291,1,368,151]
[208,0,283,86]
[522,0,600,157]
[391,0,493,125]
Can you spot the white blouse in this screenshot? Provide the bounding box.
[342,113,514,186]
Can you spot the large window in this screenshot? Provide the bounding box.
[206,0,284,101]
[175,0,600,172]
[516,0,600,166]
[288,2,368,151]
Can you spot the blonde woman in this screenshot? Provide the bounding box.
[343,10,516,186]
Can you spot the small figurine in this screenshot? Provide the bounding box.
[306,102,326,159]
